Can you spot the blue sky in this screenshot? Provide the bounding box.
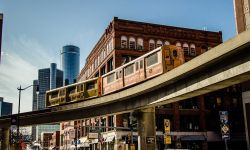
[0,0,236,113]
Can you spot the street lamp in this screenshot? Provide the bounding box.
[17,84,39,148]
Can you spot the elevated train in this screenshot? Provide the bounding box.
[46,45,185,107]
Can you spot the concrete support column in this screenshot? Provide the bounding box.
[198,95,206,130]
[173,102,180,131]
[137,107,156,150]
[242,91,250,150]
[1,127,10,150]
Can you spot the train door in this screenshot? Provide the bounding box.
[162,46,174,72]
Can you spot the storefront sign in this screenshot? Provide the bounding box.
[88,132,98,139]
[146,136,155,144]
[164,119,170,133]
[164,136,171,144]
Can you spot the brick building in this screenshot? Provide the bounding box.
[234,0,250,33]
[78,17,222,81]
[59,17,248,150]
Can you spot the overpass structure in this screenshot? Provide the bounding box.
[0,30,250,127]
[1,30,250,149]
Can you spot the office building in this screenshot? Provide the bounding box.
[32,63,63,141]
[0,14,3,63]
[0,97,12,117]
[61,45,80,85]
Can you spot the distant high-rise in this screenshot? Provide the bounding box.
[61,45,80,85]
[0,14,3,63]
[32,63,63,141]
[0,97,12,117]
[36,64,63,110]
[234,0,250,33]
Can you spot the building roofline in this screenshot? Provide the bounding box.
[79,17,222,79]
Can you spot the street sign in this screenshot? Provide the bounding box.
[146,136,155,144]
[164,119,170,134]
[219,111,230,140]
[164,136,171,144]
[164,119,171,144]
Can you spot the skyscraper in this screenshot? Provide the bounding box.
[61,45,80,85]
[0,97,12,117]
[0,14,3,63]
[32,63,63,141]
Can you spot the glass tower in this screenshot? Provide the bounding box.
[61,45,80,85]
[0,97,12,117]
[32,63,63,141]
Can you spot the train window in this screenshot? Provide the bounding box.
[135,62,139,71]
[51,92,58,99]
[59,90,65,96]
[173,49,178,58]
[86,82,95,90]
[77,85,81,92]
[146,53,158,67]
[140,60,143,69]
[116,72,119,79]
[125,63,134,76]
[119,70,122,78]
[68,87,76,94]
[107,73,115,83]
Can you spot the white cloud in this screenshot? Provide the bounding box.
[0,35,56,114]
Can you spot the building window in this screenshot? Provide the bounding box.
[156,40,163,48]
[121,36,127,49]
[183,43,189,56]
[149,39,155,50]
[201,45,208,53]
[165,41,170,45]
[129,37,136,49]
[190,44,196,56]
[108,39,113,53]
[176,42,181,47]
[137,38,143,50]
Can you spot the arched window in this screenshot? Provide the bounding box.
[129,37,136,49]
[176,42,181,47]
[201,45,208,54]
[137,38,143,50]
[121,36,127,48]
[156,40,163,48]
[190,44,196,56]
[149,39,155,50]
[183,43,189,56]
[164,41,170,45]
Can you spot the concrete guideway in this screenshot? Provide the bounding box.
[1,30,250,128]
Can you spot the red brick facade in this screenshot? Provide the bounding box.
[234,0,250,33]
[78,17,222,81]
